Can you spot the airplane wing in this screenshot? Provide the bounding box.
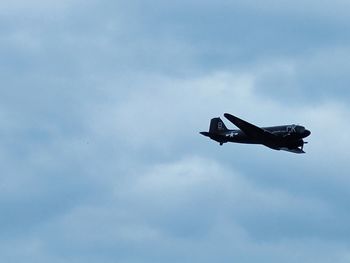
[224,113,278,141]
[281,148,305,154]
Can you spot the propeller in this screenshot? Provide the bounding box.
[301,141,308,150]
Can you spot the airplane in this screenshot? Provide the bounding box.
[200,113,311,153]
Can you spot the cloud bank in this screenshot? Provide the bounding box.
[1,0,350,262]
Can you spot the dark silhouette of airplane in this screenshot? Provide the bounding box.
[200,113,311,153]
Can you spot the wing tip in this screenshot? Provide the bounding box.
[224,113,237,122]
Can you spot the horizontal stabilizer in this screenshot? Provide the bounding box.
[199,131,210,137]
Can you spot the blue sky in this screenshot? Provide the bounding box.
[1,0,350,262]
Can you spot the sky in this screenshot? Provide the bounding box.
[1,0,350,262]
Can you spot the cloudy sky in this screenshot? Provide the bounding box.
[1,0,350,262]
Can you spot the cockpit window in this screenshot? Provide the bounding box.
[296,126,305,133]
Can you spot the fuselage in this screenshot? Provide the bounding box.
[222,125,310,143]
[201,124,311,152]
[200,114,311,153]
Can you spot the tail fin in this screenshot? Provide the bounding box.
[209,118,228,134]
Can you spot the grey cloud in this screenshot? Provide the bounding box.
[1,0,350,262]
[8,157,348,263]
[255,48,350,103]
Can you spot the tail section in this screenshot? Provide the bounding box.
[209,117,228,134]
[200,117,228,146]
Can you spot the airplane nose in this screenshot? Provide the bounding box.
[305,129,311,137]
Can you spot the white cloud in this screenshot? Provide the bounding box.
[90,72,255,149]
[98,67,350,154]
